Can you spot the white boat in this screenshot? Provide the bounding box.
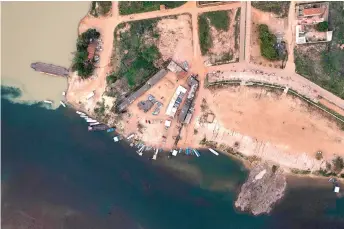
[209,148,219,156]
[59,101,66,107]
[172,150,178,156]
[43,100,53,104]
[137,146,144,156]
[152,148,159,160]
[89,122,100,126]
[80,115,88,119]
[127,134,135,140]
[113,136,120,142]
[62,91,66,96]
[86,119,98,123]
[76,111,86,115]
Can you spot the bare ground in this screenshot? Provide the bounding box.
[181,86,343,171]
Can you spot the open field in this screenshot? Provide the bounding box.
[119,1,186,15]
[294,2,344,99]
[250,7,288,69]
[198,8,241,66]
[185,86,343,171]
[107,14,192,98]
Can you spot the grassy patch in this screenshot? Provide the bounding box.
[291,168,311,175]
[90,1,112,17]
[119,1,186,15]
[113,19,161,89]
[198,10,230,55]
[258,24,279,60]
[198,14,213,55]
[202,11,229,31]
[251,1,290,17]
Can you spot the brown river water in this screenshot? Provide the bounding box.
[1,2,89,107]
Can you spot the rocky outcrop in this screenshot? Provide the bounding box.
[235,163,286,215]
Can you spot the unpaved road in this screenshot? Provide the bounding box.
[68,1,344,124]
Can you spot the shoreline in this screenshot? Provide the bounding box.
[64,1,343,183]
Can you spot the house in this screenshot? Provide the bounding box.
[303,7,325,17]
[87,42,97,60]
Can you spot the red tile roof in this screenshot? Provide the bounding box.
[87,42,97,60]
[303,8,324,16]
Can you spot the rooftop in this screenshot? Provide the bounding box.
[303,7,324,16]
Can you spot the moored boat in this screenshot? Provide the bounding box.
[88,124,109,131]
[172,149,178,156]
[76,111,86,115]
[59,101,66,107]
[43,100,53,104]
[193,149,201,157]
[89,122,100,126]
[107,128,115,133]
[209,148,219,156]
[152,148,159,160]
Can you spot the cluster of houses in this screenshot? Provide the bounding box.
[295,2,333,44]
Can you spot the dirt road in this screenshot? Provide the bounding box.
[68,1,344,123]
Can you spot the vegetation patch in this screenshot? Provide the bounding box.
[198,14,213,55]
[89,1,112,17]
[72,29,100,79]
[251,1,290,18]
[316,21,329,32]
[258,24,279,60]
[234,8,241,50]
[109,19,162,89]
[294,2,344,99]
[202,11,229,31]
[119,1,186,15]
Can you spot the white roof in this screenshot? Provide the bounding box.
[172,150,178,156]
[334,186,340,193]
[165,120,171,127]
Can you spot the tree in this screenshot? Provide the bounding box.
[316,21,329,32]
[258,24,279,60]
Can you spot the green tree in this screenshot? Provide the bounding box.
[316,21,329,32]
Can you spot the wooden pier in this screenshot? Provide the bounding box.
[31,62,69,77]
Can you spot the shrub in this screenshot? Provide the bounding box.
[119,1,186,15]
[315,151,323,160]
[316,21,329,32]
[198,15,213,55]
[332,156,344,173]
[258,24,279,60]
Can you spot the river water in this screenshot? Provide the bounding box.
[1,2,344,229]
[2,86,344,229]
[1,2,89,106]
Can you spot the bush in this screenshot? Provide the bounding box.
[316,21,329,32]
[332,156,344,173]
[258,24,279,60]
[119,1,186,15]
[252,1,290,17]
[315,151,323,160]
[90,2,112,17]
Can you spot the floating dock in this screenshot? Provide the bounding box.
[31,62,69,77]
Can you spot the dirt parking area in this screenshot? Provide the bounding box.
[250,8,288,69]
[117,72,191,149]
